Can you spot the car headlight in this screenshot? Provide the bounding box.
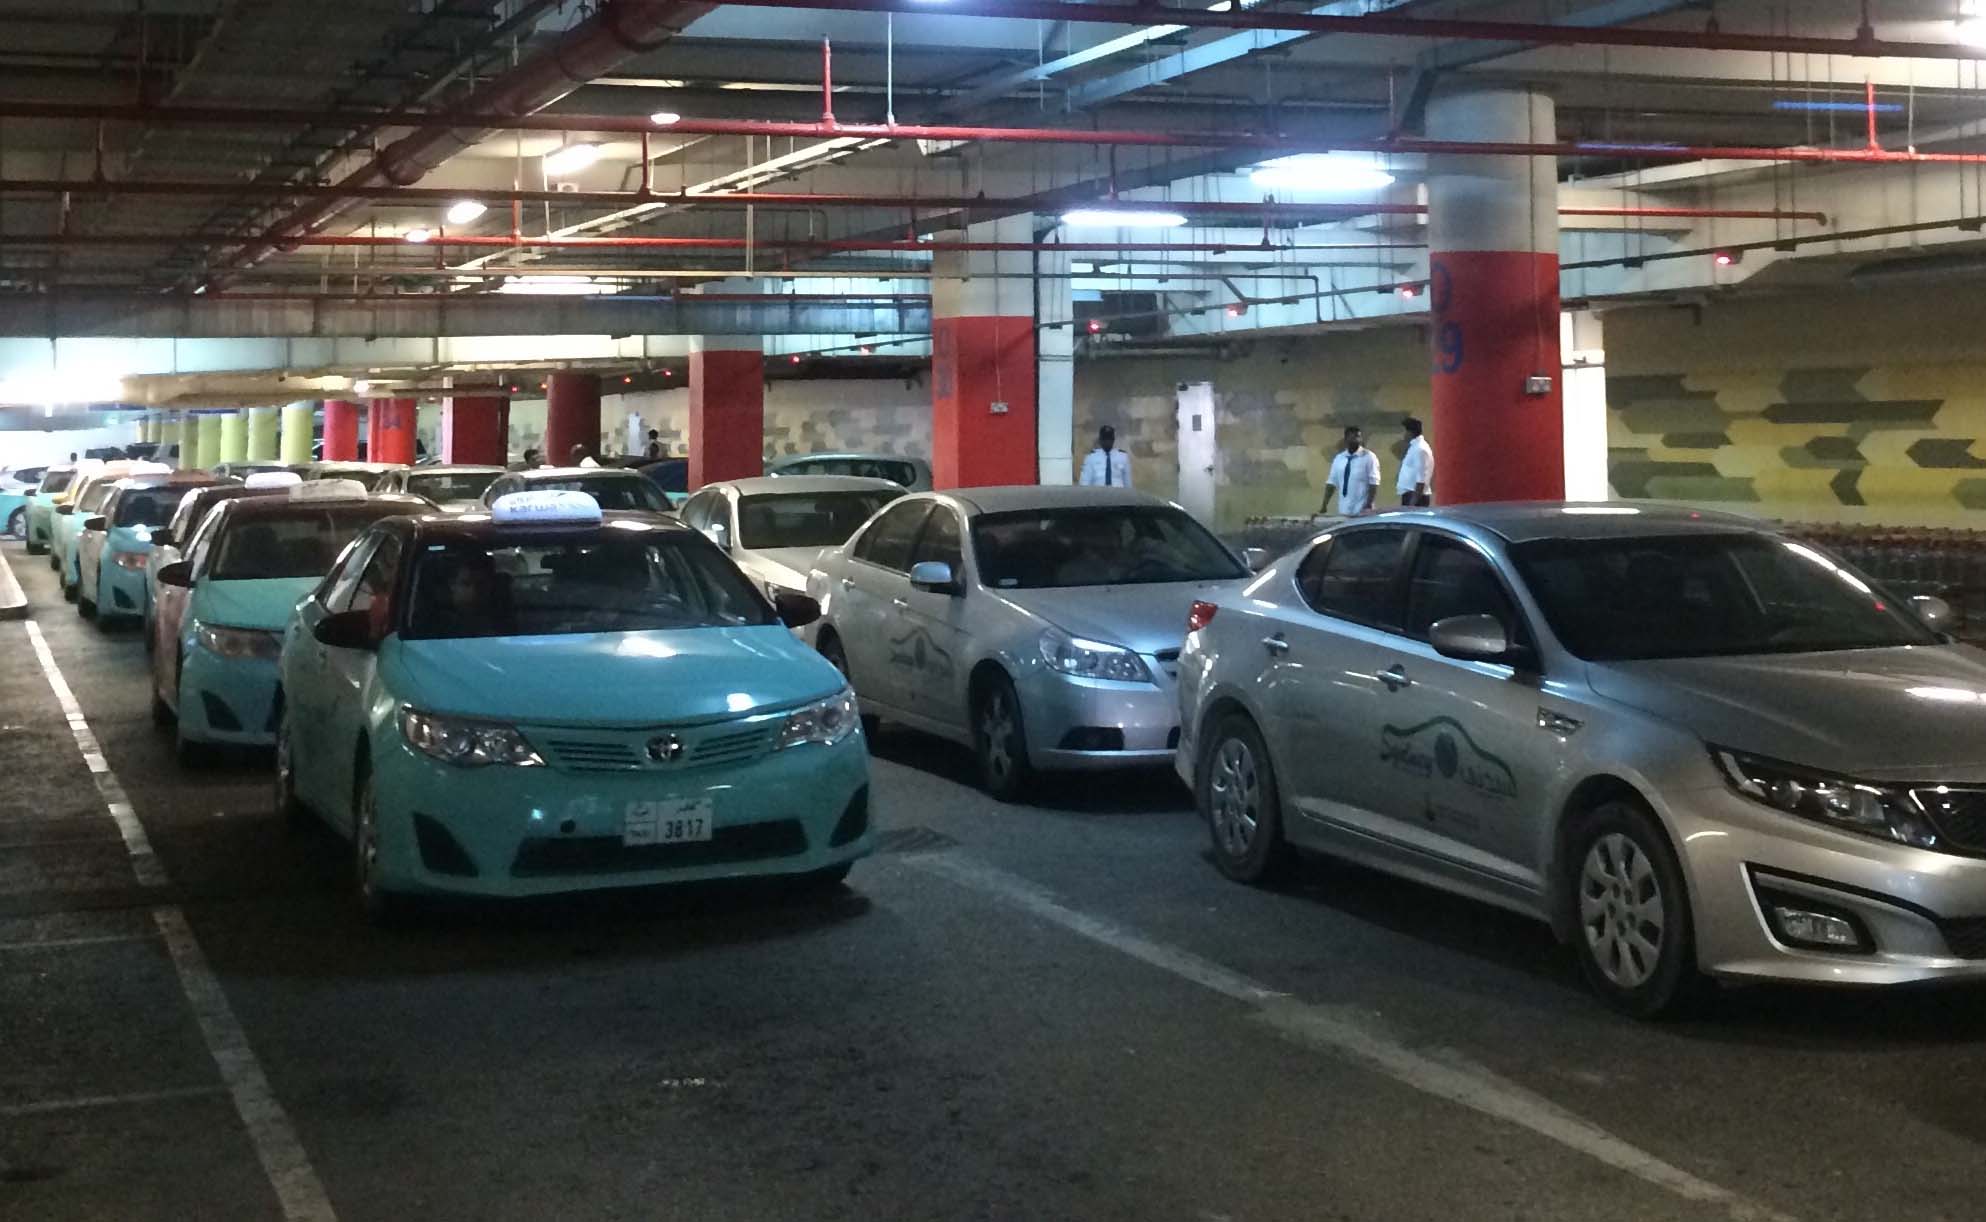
[112,551,149,570]
[1714,748,1938,849]
[399,707,545,768]
[775,688,860,750]
[194,621,282,660]
[1039,628,1152,683]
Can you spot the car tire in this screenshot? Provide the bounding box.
[817,632,880,739]
[27,537,45,555]
[78,579,96,620]
[972,671,1034,803]
[61,572,76,601]
[5,507,21,538]
[1199,713,1296,885]
[274,704,309,831]
[174,724,212,768]
[352,764,409,927]
[1566,799,1699,1020]
[150,683,174,730]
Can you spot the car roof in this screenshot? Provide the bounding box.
[310,461,404,473]
[115,472,225,490]
[399,508,691,543]
[715,475,904,495]
[942,485,1168,514]
[215,492,430,521]
[1373,502,1770,544]
[405,464,505,475]
[512,466,645,480]
[772,451,925,466]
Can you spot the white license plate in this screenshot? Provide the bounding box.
[622,798,713,847]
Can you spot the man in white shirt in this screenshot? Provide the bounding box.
[1077,425,1133,488]
[1397,416,1434,506]
[1321,426,1381,516]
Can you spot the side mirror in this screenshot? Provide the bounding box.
[312,609,377,651]
[909,560,961,595]
[56,503,74,515]
[156,560,193,589]
[1241,547,1272,573]
[1910,594,1958,634]
[773,590,821,629]
[150,527,174,548]
[1429,613,1524,666]
[702,521,731,550]
[84,516,107,532]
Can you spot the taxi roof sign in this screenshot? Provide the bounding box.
[491,490,603,524]
[244,471,303,490]
[289,478,371,500]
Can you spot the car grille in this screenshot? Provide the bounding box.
[532,718,777,773]
[510,819,807,877]
[1936,917,1986,960]
[1909,787,1986,855]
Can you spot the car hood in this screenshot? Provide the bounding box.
[192,577,316,632]
[107,526,155,553]
[736,546,822,591]
[999,579,1243,656]
[1588,645,1986,781]
[381,625,845,725]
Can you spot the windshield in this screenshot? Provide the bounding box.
[209,506,408,581]
[1510,533,1941,661]
[315,466,393,490]
[785,457,916,486]
[973,506,1246,590]
[403,534,775,639]
[77,482,114,512]
[113,487,180,528]
[528,475,668,513]
[738,490,902,550]
[408,471,501,504]
[639,460,688,494]
[39,470,75,494]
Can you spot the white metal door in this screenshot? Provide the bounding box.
[1175,382,1217,524]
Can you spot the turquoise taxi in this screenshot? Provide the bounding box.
[151,480,428,764]
[273,491,872,920]
[78,472,224,625]
[24,463,80,554]
[55,461,167,592]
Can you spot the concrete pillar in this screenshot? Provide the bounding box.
[281,402,315,465]
[545,372,602,466]
[195,414,223,470]
[442,395,510,465]
[218,412,247,464]
[178,413,200,470]
[368,398,418,466]
[931,214,1040,489]
[322,399,360,461]
[1427,85,1562,504]
[246,407,278,461]
[1035,240,1075,486]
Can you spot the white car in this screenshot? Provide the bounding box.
[677,475,905,601]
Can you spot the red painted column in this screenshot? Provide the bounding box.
[544,372,602,466]
[442,395,510,465]
[931,217,1038,489]
[367,397,418,466]
[322,399,360,461]
[1427,85,1563,504]
[689,339,765,487]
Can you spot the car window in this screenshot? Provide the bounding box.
[679,490,718,532]
[1300,528,1411,630]
[185,507,228,576]
[113,487,181,529]
[319,535,379,611]
[853,501,932,572]
[407,471,501,504]
[210,506,406,581]
[342,534,404,631]
[911,506,963,572]
[1404,533,1525,642]
[738,490,903,550]
[77,481,114,512]
[527,475,668,513]
[971,506,1245,590]
[39,470,76,494]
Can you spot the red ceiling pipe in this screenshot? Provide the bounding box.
[677,0,1986,61]
[0,233,1411,254]
[223,0,713,279]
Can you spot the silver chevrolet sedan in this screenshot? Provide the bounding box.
[806,486,1251,799]
[1177,503,1986,1017]
[677,475,905,601]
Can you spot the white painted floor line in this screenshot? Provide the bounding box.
[0,835,129,851]
[24,621,165,887]
[0,1085,226,1117]
[0,932,158,951]
[24,619,339,1222]
[908,852,1799,1222]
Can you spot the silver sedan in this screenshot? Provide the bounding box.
[676,475,904,602]
[1177,502,1986,1016]
[806,486,1251,800]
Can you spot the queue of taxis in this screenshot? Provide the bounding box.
[54,461,170,594]
[75,471,225,623]
[24,462,81,553]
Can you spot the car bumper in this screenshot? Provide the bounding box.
[1673,785,1986,986]
[99,559,150,618]
[177,647,280,746]
[1016,668,1180,771]
[367,733,874,898]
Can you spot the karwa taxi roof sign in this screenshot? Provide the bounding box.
[491,490,603,524]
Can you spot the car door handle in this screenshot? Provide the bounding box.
[1380,664,1412,692]
[1262,634,1290,655]
[892,597,910,610]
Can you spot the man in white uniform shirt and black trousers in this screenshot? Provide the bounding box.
[1320,426,1382,516]
[1397,415,1434,506]
[1078,425,1133,488]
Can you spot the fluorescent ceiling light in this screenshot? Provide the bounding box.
[542,143,601,177]
[403,227,434,244]
[496,275,611,296]
[352,379,372,395]
[1249,154,1395,193]
[1061,208,1187,229]
[445,200,488,225]
[649,111,682,125]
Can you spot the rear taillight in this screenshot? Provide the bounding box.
[1186,601,1218,633]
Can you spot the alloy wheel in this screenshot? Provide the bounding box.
[979,688,1017,785]
[354,784,383,906]
[1209,737,1260,857]
[1578,832,1667,990]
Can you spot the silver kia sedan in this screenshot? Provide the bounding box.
[1177,503,1986,1016]
[677,475,905,601]
[806,486,1252,799]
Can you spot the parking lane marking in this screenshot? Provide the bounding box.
[0,1085,227,1117]
[0,932,157,951]
[23,619,339,1222]
[908,852,1798,1222]
[24,621,165,887]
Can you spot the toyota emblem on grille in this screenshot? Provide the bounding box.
[646,734,686,763]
